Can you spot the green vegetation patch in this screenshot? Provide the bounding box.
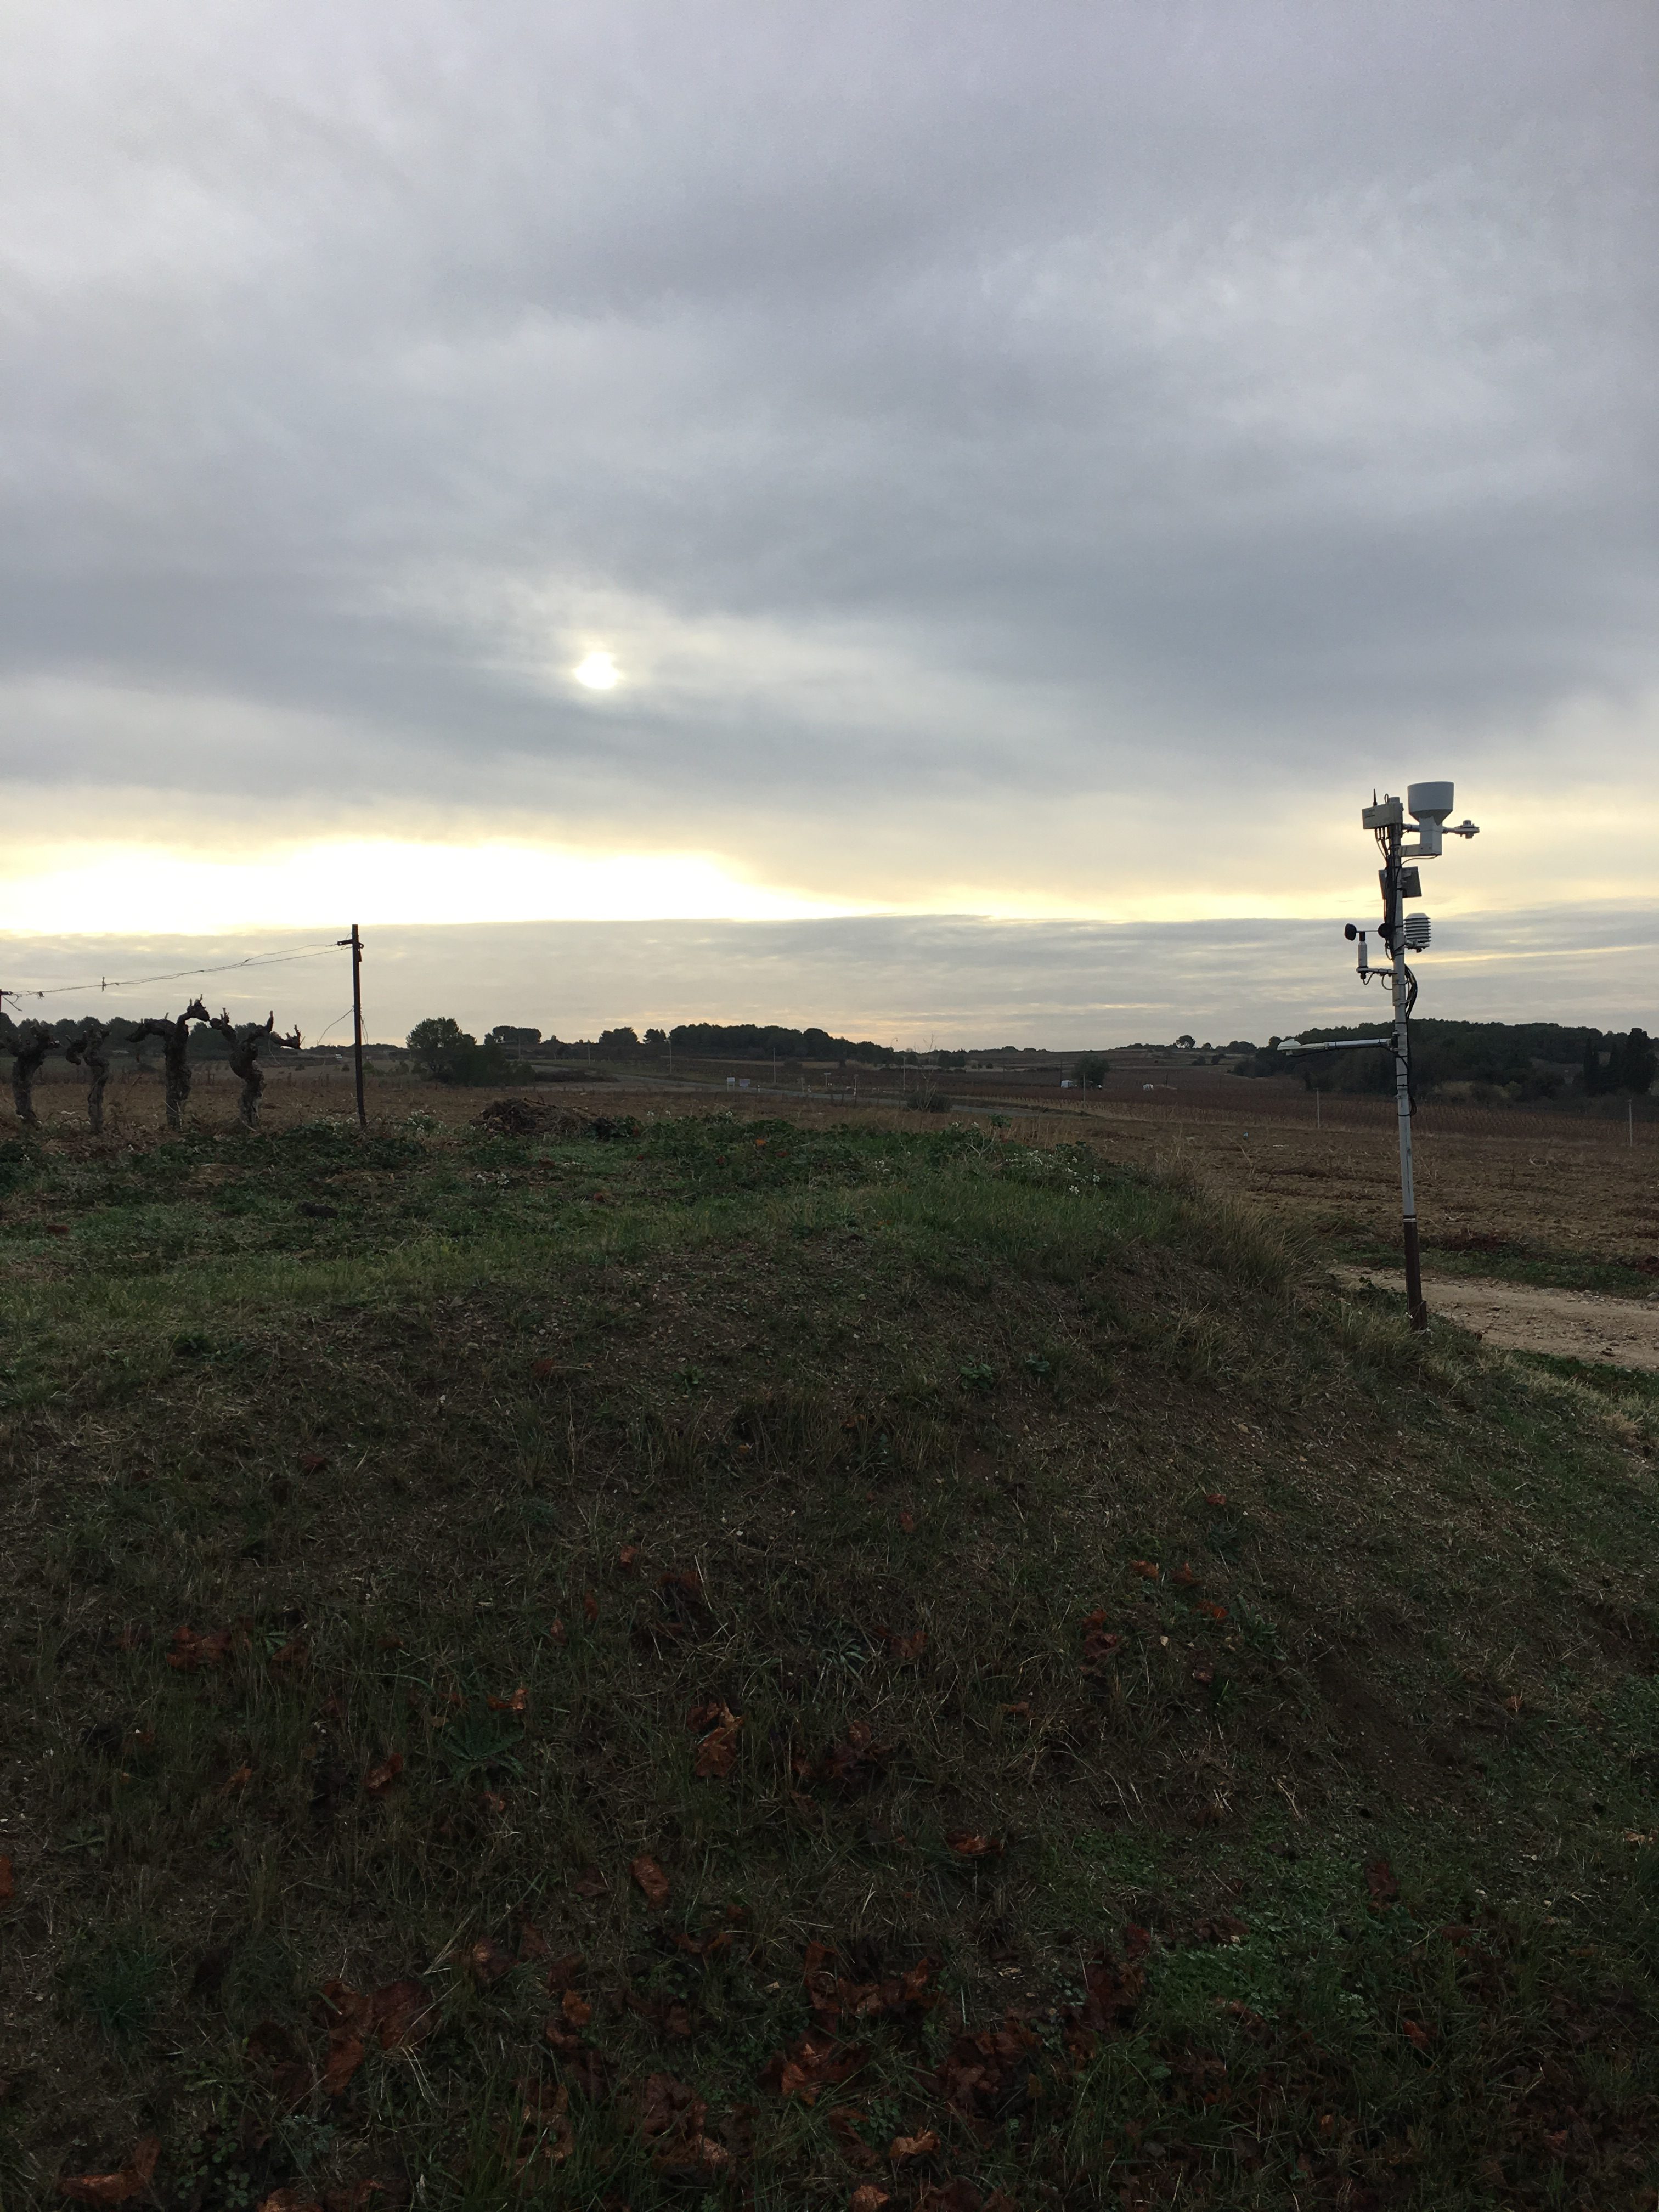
[1,1107,1657,2208]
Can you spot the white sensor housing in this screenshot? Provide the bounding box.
[1406,780,1454,825]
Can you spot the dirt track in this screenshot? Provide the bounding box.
[1336,1268,1659,1372]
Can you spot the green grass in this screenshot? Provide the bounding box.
[1327,1221,1659,1300]
[2,1106,1658,2208]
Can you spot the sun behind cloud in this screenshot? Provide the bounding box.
[573,651,620,690]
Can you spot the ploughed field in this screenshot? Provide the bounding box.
[2,1093,1658,2210]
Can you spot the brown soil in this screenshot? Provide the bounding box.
[1335,1266,1659,1369]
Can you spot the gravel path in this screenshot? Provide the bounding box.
[1335,1268,1659,1372]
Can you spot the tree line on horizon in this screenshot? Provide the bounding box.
[1233,1018,1655,1101]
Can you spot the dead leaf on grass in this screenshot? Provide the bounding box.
[1080,1609,1121,1663]
[889,2130,940,2163]
[687,1701,743,1778]
[486,1686,529,1713]
[1204,1491,1228,1508]
[850,2186,891,2210]
[363,1753,404,1796]
[1195,1600,1229,1623]
[220,1764,253,1795]
[58,2137,160,2204]
[794,1721,893,1793]
[297,1452,330,1475]
[1170,1563,1199,1588]
[762,2034,866,2103]
[573,1866,608,1899]
[583,1592,599,1624]
[1130,1559,1160,1581]
[167,1625,233,1671]
[467,1938,515,1984]
[1365,1858,1401,1908]
[560,1990,592,2028]
[255,2191,323,2212]
[549,1617,567,1645]
[945,1832,1002,1859]
[269,1639,310,1673]
[874,1625,927,1662]
[618,1545,640,1572]
[631,1855,672,1908]
[0,1855,13,1905]
[897,1510,917,1534]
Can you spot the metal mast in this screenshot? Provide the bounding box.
[1282,782,1479,1333]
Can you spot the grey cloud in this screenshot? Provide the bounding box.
[2,0,1656,844]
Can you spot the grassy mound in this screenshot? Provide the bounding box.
[2,1108,1658,2210]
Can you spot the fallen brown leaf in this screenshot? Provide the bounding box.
[1080,1608,1121,1663]
[874,1625,927,1662]
[889,2130,941,2162]
[467,1938,515,1983]
[59,2137,160,2204]
[583,1590,599,1624]
[363,1752,404,1797]
[548,1617,568,1645]
[1204,1491,1227,1507]
[1130,1559,1160,1581]
[850,2190,891,2212]
[560,1989,592,2028]
[0,1855,12,1905]
[167,1625,233,1671]
[762,2033,867,2103]
[687,1701,743,1779]
[221,1764,253,1795]
[945,1832,1001,1858]
[486,1686,529,1713]
[631,1855,672,1908]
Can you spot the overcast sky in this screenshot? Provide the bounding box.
[3,1,1655,1035]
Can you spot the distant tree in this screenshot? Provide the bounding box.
[1174,1034,1195,1049]
[599,1026,640,1048]
[1074,1054,1108,1088]
[408,1017,470,1081]
[489,1024,541,1052]
[644,1027,667,1045]
[1617,1028,1655,1096]
[1582,1036,1609,1097]
[407,1016,526,1086]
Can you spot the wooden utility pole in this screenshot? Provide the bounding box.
[338,924,366,1128]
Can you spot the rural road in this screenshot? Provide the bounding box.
[1335,1268,1659,1372]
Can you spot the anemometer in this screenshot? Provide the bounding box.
[1279,783,1480,1331]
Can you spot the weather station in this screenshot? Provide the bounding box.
[1279,782,1480,1332]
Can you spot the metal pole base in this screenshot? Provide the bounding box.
[1402,1217,1429,1332]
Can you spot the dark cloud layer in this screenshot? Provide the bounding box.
[3,2,1655,882]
